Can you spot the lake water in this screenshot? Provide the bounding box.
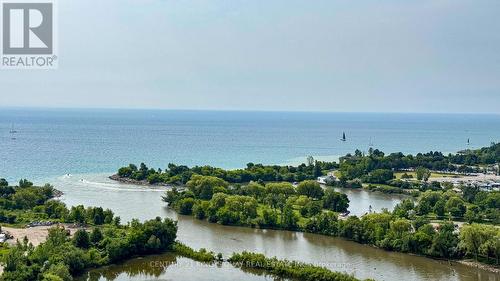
[1,108,499,281]
[1,108,500,182]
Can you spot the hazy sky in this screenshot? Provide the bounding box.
[1,0,500,113]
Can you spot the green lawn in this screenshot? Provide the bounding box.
[394,171,462,180]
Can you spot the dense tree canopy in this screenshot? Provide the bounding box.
[337,143,500,182]
[1,217,178,281]
[116,159,338,185]
[163,176,350,231]
[297,180,324,199]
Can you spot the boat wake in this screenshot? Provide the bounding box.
[53,174,167,193]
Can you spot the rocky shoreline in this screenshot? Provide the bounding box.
[53,188,64,198]
[109,174,172,187]
[456,259,499,274]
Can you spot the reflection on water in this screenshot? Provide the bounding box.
[46,173,498,281]
[76,254,278,281]
[331,187,407,215]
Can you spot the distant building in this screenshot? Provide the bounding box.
[317,175,337,185]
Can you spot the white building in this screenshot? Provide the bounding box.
[317,175,337,185]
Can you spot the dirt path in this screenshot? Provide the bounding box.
[2,224,82,247]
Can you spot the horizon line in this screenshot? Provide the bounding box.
[1,105,499,116]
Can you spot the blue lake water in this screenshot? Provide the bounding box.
[1,108,499,182]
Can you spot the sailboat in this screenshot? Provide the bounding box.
[369,137,374,147]
[9,124,17,134]
[340,132,346,142]
[467,138,470,145]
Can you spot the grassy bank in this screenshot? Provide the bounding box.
[229,251,372,281]
[173,242,220,263]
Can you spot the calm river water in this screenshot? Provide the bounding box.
[46,174,498,281]
[75,254,278,281]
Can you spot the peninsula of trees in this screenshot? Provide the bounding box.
[113,143,500,186]
[114,159,337,185]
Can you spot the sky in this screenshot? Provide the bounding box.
[1,0,500,113]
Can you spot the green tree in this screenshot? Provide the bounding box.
[382,219,412,252]
[262,207,278,227]
[72,229,90,249]
[297,180,324,199]
[430,222,458,258]
[0,178,8,187]
[90,227,103,245]
[118,166,133,177]
[412,224,435,254]
[415,167,431,182]
[305,211,339,236]
[281,203,298,229]
[464,205,481,223]
[177,197,196,215]
[225,195,258,221]
[479,233,500,265]
[240,182,266,200]
[187,175,229,200]
[459,224,489,260]
[69,205,86,224]
[322,189,349,212]
[433,199,446,217]
[393,199,415,218]
[44,200,68,219]
[18,179,33,188]
[192,201,209,220]
[12,189,39,209]
[445,197,466,218]
[364,169,394,184]
[313,161,323,177]
[301,200,323,217]
[265,182,296,197]
[42,263,72,281]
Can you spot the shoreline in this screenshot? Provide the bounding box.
[108,174,499,274]
[108,174,173,187]
[177,209,500,274]
[3,221,498,275]
[53,188,64,198]
[455,259,500,274]
[109,173,411,197]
